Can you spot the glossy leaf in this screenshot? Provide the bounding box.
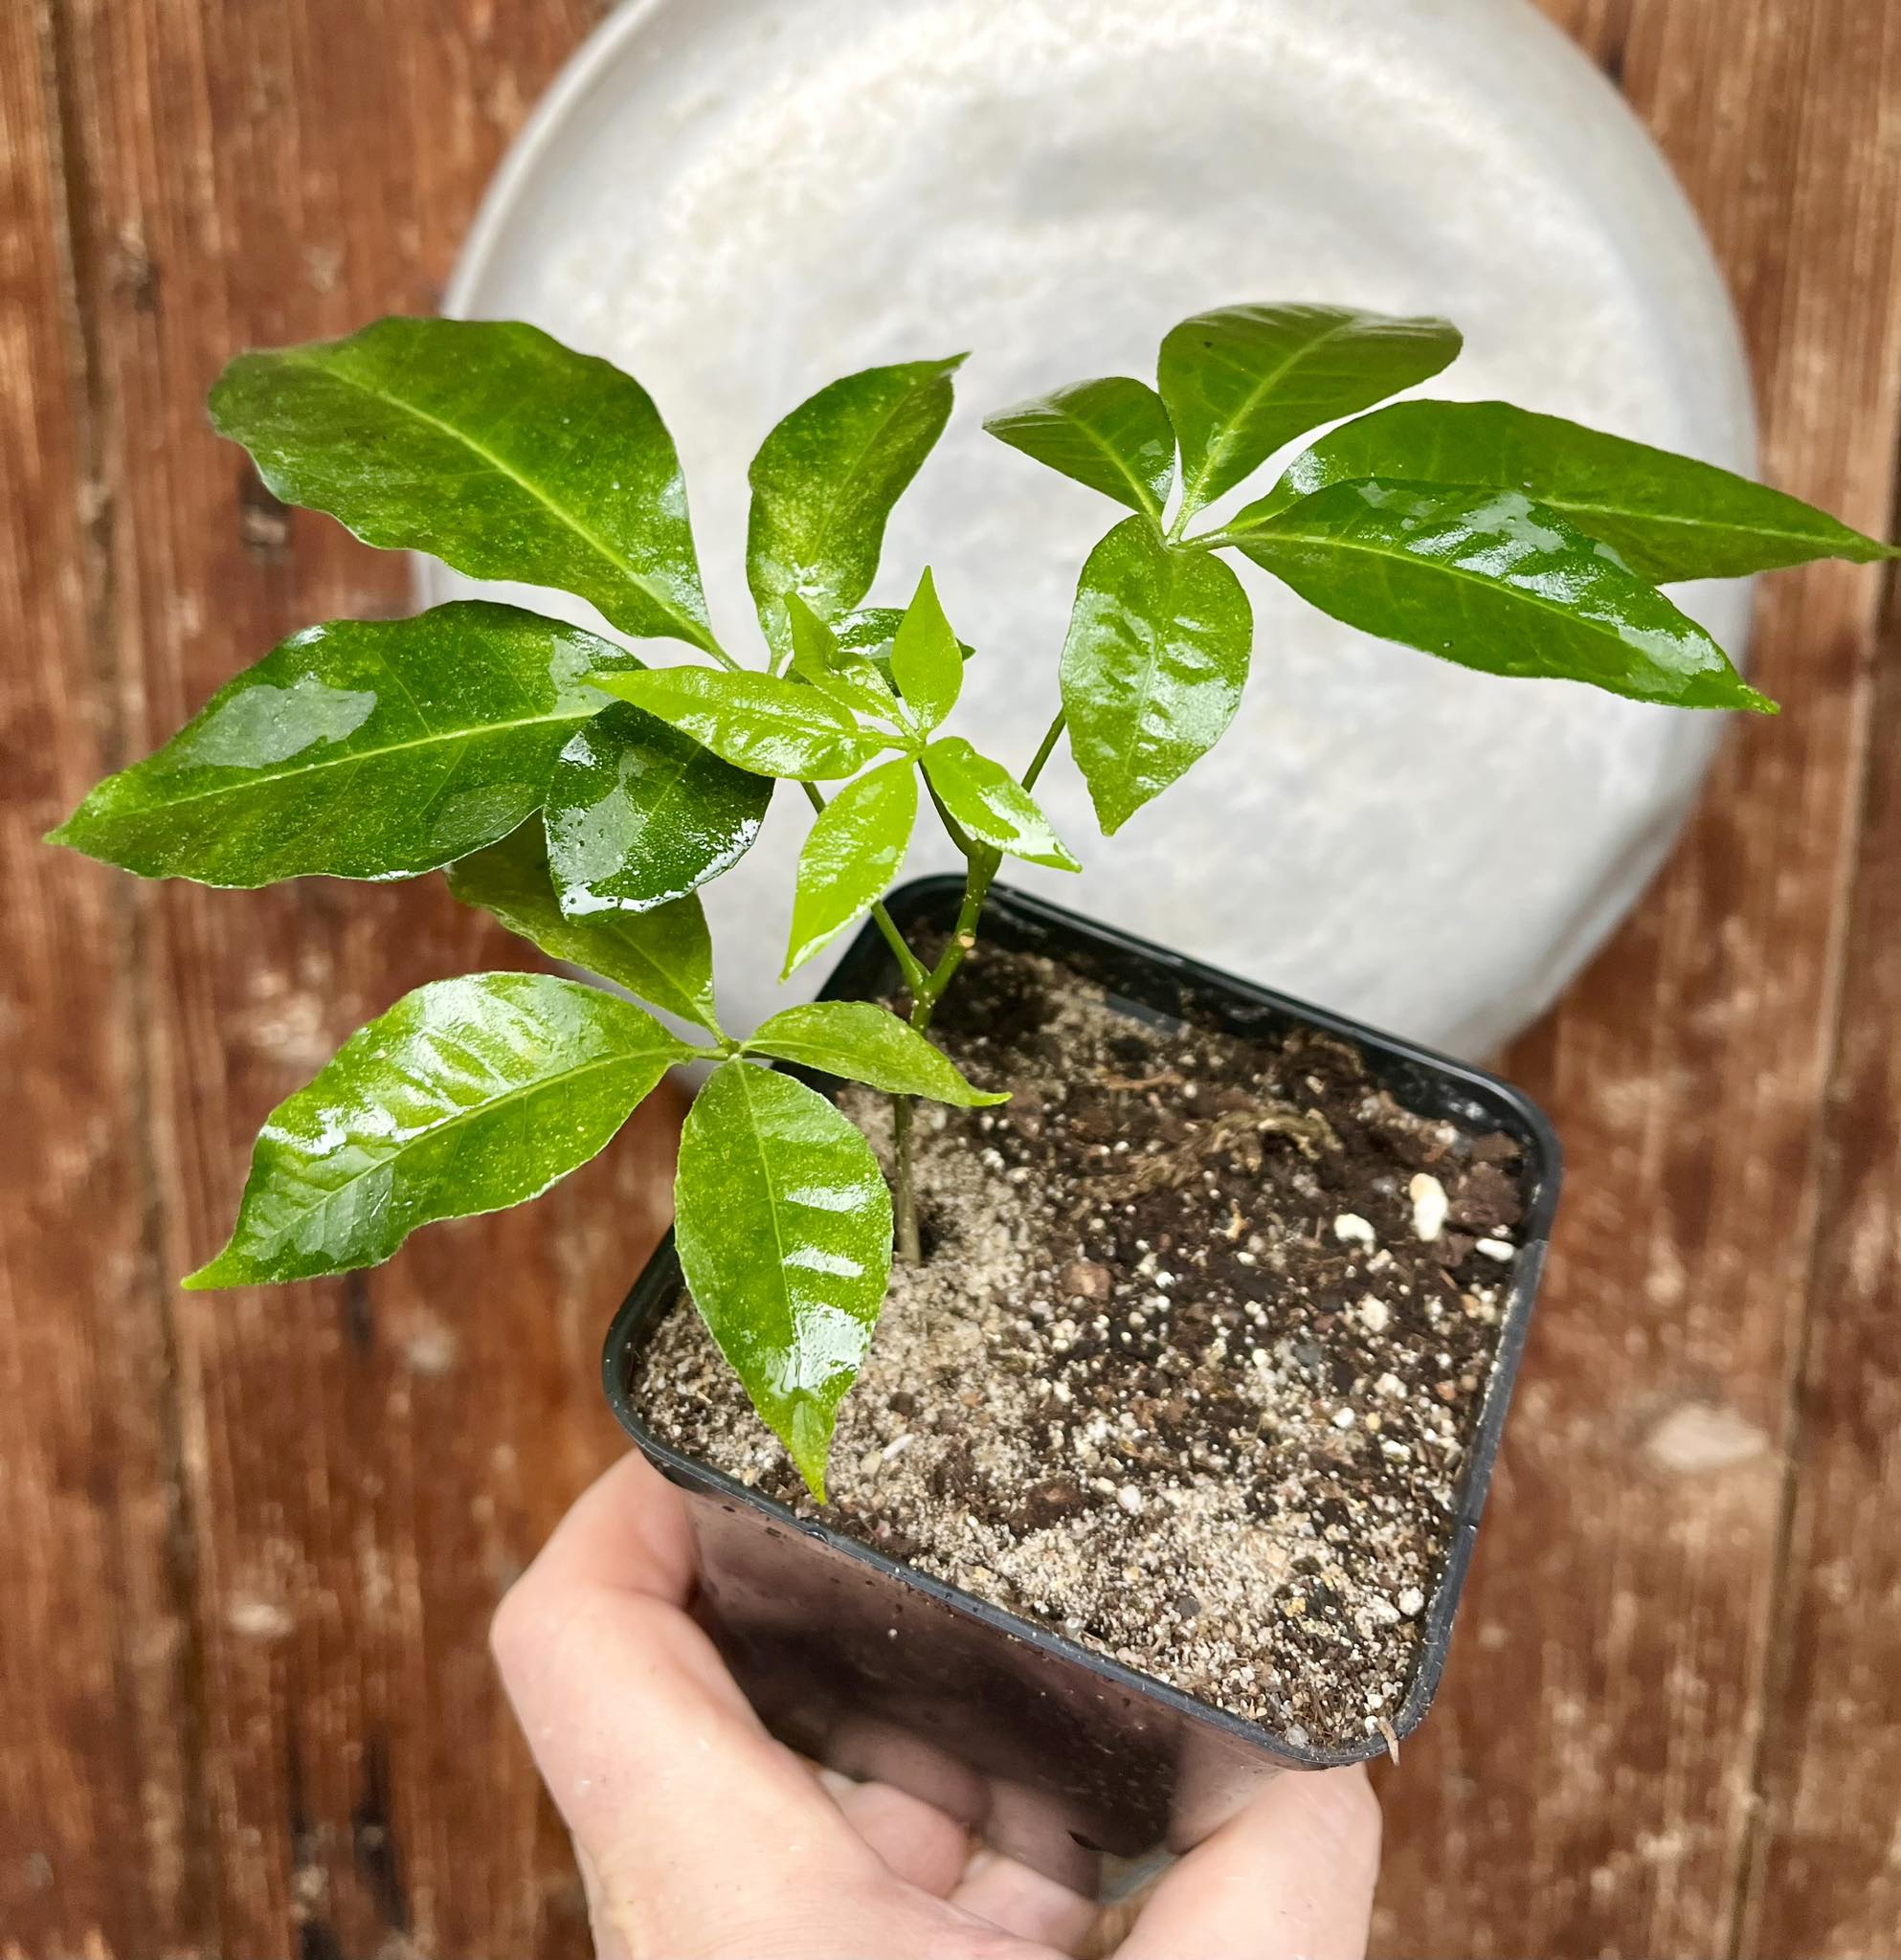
[984,375,1176,522]
[784,759,918,977]
[210,319,715,651]
[920,736,1080,871]
[544,701,771,916]
[1159,303,1461,520]
[674,1061,892,1498]
[834,607,977,676]
[1235,480,1775,711]
[591,668,891,780]
[889,569,964,734]
[786,593,904,724]
[1060,517,1253,835]
[187,973,693,1288]
[746,1001,1006,1107]
[446,821,720,1032]
[1252,397,1899,581]
[50,603,636,886]
[746,355,965,652]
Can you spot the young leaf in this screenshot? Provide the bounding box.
[186,973,694,1288]
[446,821,720,1033]
[209,319,715,652]
[674,1060,893,1498]
[834,608,978,676]
[746,355,965,651]
[591,668,892,780]
[920,737,1081,871]
[1235,480,1775,711]
[745,1002,1006,1107]
[784,759,918,977]
[1251,397,1899,581]
[889,569,964,734]
[786,593,904,724]
[49,603,636,886]
[984,375,1176,523]
[544,702,771,916]
[1060,517,1253,835]
[1159,303,1461,521]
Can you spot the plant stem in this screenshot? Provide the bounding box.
[1021,707,1067,791]
[890,1094,922,1262]
[885,706,1071,1258]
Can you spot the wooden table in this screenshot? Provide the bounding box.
[4,2,1896,1953]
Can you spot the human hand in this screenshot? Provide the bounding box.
[492,1451,1381,1959]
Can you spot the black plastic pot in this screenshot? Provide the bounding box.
[603,877,1561,1862]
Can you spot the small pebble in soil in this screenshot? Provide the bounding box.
[636,943,1530,1749]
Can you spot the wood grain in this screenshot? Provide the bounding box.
[12,0,687,1953]
[0,7,210,1952]
[3,1,1896,1955]
[1739,493,1901,1952]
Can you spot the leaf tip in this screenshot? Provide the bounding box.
[785,1397,838,1503]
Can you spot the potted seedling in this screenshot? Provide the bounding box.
[54,304,1890,1860]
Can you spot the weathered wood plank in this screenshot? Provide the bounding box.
[0,6,211,1954]
[39,0,689,1953]
[1371,3,1901,1955]
[1740,491,1901,1953]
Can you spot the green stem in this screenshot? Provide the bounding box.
[890,1095,922,1263]
[1021,707,1067,791]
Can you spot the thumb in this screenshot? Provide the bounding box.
[1115,1765,1380,1960]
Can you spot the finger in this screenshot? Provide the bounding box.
[511,1444,695,1604]
[572,1839,633,1960]
[950,1845,1099,1954]
[817,1768,973,1897]
[492,1453,904,1951]
[827,1713,990,1829]
[975,1777,1102,1895]
[1117,1765,1380,1960]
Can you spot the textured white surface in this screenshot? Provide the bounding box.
[419,0,1756,1058]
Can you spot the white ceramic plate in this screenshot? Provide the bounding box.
[420,0,1756,1057]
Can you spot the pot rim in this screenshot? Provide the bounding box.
[604,874,1562,1770]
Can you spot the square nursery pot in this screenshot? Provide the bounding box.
[603,877,1561,1862]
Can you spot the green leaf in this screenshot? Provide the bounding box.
[1060,517,1253,835]
[591,668,892,780]
[784,759,918,977]
[674,1060,893,1498]
[746,355,965,652]
[1159,303,1461,520]
[746,1001,1006,1107]
[1234,479,1775,711]
[785,593,904,724]
[1251,397,1899,582]
[889,569,964,734]
[834,607,978,676]
[984,375,1176,523]
[49,603,636,886]
[209,319,715,651]
[920,736,1080,871]
[544,702,771,916]
[447,821,720,1033]
[187,972,693,1288]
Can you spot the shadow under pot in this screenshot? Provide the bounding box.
[603,876,1560,1867]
